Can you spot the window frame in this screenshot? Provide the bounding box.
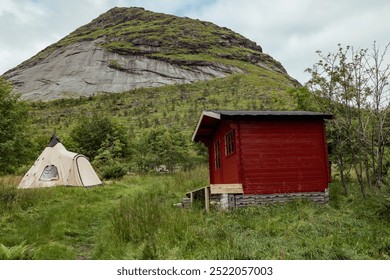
[225,129,236,157]
[214,139,221,170]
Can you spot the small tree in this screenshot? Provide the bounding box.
[70,114,130,161]
[306,42,390,196]
[135,126,189,173]
[0,78,31,174]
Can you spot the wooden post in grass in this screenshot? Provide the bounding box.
[205,186,210,212]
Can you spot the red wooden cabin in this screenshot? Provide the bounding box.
[190,110,332,209]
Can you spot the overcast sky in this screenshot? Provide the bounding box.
[1,0,389,83]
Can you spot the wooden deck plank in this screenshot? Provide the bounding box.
[210,183,243,194]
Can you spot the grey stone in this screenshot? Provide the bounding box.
[4,40,244,101]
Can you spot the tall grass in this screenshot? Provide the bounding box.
[0,242,34,260]
[1,167,390,259]
[95,167,390,260]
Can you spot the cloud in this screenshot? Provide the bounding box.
[125,0,214,15]
[0,0,200,74]
[0,0,45,23]
[183,0,390,82]
[0,0,119,74]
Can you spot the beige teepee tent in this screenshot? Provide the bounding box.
[18,135,102,189]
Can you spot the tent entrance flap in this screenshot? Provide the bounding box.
[39,165,59,181]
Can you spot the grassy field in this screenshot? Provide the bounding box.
[1,165,389,260]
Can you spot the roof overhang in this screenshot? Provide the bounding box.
[192,111,222,142]
[192,110,333,143]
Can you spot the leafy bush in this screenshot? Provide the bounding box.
[100,161,128,180]
[70,114,131,160]
[134,126,189,173]
[373,188,390,222]
[0,77,32,174]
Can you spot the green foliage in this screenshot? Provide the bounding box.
[31,7,267,70]
[372,187,390,222]
[70,114,130,161]
[0,78,32,174]
[34,242,77,260]
[135,126,189,172]
[306,42,390,195]
[0,242,34,260]
[290,86,320,111]
[91,137,131,180]
[108,60,125,71]
[99,161,128,180]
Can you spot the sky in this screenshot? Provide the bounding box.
[1,0,389,83]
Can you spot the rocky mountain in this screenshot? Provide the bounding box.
[3,7,298,101]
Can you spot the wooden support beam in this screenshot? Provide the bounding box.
[205,186,210,212]
[210,184,243,194]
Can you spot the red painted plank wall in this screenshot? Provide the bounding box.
[209,121,240,185]
[238,119,329,194]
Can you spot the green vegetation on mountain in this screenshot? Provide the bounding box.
[20,7,287,75]
[29,67,296,130]
[24,68,299,176]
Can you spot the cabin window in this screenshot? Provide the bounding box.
[214,140,221,170]
[39,165,59,181]
[225,129,236,156]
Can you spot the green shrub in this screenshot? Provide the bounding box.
[0,77,32,174]
[134,126,189,173]
[70,114,131,160]
[373,188,390,222]
[100,161,128,180]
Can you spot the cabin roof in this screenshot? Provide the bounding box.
[192,110,333,142]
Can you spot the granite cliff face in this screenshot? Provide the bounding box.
[5,40,243,101]
[3,7,296,101]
